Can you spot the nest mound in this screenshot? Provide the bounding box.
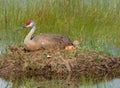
[0,46,120,79]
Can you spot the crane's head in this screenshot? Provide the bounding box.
[17,20,35,30]
[25,20,36,28]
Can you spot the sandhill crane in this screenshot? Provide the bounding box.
[18,20,74,51]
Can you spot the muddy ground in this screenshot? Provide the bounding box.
[0,46,120,80]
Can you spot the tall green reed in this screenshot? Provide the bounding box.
[0,0,120,55]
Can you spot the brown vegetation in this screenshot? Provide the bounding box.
[0,46,120,79]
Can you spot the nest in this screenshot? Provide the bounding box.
[0,46,120,79]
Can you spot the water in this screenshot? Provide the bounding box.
[0,78,12,88]
[0,77,120,88]
[0,0,120,87]
[80,78,120,88]
[0,50,1,55]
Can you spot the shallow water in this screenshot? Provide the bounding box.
[0,77,120,88]
[0,78,12,88]
[80,78,120,88]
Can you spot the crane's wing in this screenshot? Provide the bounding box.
[32,34,73,49]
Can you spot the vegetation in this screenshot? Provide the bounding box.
[1,76,116,88]
[0,0,120,56]
[0,0,120,87]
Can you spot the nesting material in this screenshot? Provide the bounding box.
[0,46,120,78]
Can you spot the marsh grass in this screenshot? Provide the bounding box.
[7,76,114,88]
[0,1,120,87]
[0,0,120,55]
[7,76,93,88]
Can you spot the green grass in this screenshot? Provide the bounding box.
[2,76,116,88]
[0,0,120,56]
[0,0,120,87]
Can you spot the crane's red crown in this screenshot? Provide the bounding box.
[26,20,32,26]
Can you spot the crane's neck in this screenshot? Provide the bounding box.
[24,25,36,43]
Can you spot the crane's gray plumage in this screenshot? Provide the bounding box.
[19,20,73,51]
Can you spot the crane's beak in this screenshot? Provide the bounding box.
[16,25,26,30]
[22,25,26,28]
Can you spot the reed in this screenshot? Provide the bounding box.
[0,0,120,56]
[0,1,120,87]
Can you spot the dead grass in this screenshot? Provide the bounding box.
[0,46,120,79]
